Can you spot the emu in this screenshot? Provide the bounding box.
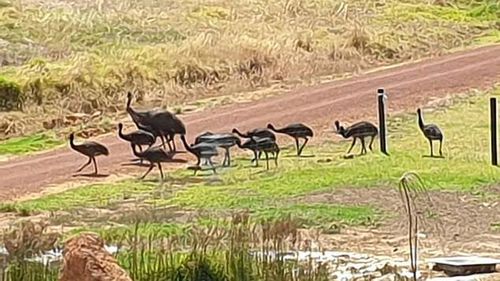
[180,135,218,175]
[236,137,280,169]
[417,108,443,157]
[69,133,109,174]
[232,127,276,162]
[126,92,186,152]
[267,123,313,156]
[334,120,378,155]
[194,132,240,167]
[131,144,174,180]
[117,123,155,163]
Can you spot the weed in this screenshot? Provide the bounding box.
[0,133,62,155]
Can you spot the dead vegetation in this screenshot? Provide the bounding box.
[0,0,497,139]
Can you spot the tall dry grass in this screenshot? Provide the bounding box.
[0,0,497,138]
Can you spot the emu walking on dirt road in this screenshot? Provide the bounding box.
[417,108,444,157]
[126,92,186,152]
[334,120,378,155]
[267,123,313,156]
[69,133,109,175]
[117,123,155,163]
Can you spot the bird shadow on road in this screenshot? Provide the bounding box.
[72,173,110,178]
[121,162,151,167]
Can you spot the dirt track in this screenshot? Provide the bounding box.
[1,44,500,199]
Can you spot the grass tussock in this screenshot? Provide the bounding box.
[0,216,335,281]
[0,0,498,138]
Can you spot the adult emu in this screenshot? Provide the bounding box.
[126,92,186,152]
[69,133,109,174]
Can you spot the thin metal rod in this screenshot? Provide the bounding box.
[491,97,497,166]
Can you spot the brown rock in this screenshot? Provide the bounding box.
[58,232,131,281]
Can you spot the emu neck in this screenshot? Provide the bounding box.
[338,127,349,138]
[69,136,77,149]
[234,129,247,138]
[118,126,126,139]
[131,144,143,158]
[180,136,196,155]
[417,112,425,130]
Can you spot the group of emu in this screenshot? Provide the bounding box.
[69,92,444,179]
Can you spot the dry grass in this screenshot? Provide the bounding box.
[0,0,498,139]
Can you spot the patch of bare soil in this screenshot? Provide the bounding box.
[295,187,500,260]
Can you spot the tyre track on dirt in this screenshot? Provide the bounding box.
[1,44,499,198]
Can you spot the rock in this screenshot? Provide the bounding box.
[58,232,131,281]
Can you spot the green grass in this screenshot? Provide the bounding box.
[1,0,498,139]
[6,87,500,230]
[0,133,62,155]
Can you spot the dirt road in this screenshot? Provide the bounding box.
[1,44,500,199]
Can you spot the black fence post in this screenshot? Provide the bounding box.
[490,97,497,166]
[378,88,388,155]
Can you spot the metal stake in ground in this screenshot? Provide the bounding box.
[490,97,497,166]
[378,88,388,155]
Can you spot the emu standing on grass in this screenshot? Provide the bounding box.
[117,123,155,163]
[334,120,378,155]
[232,127,276,162]
[236,137,280,169]
[194,132,240,167]
[69,133,109,174]
[417,108,443,157]
[131,144,174,180]
[180,135,218,175]
[267,123,313,156]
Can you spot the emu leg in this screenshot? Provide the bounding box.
[76,157,92,172]
[265,151,269,170]
[439,139,443,157]
[224,147,231,167]
[429,139,434,157]
[275,149,280,167]
[138,145,144,164]
[92,157,98,174]
[254,150,259,167]
[298,137,309,156]
[208,158,217,174]
[295,138,300,156]
[158,163,164,180]
[140,162,155,179]
[369,135,375,151]
[360,138,367,155]
[346,138,357,154]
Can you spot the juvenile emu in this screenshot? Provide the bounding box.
[180,135,218,175]
[194,132,240,167]
[131,144,174,180]
[117,123,155,163]
[236,137,280,170]
[267,123,313,156]
[417,108,443,157]
[334,120,378,155]
[69,133,109,174]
